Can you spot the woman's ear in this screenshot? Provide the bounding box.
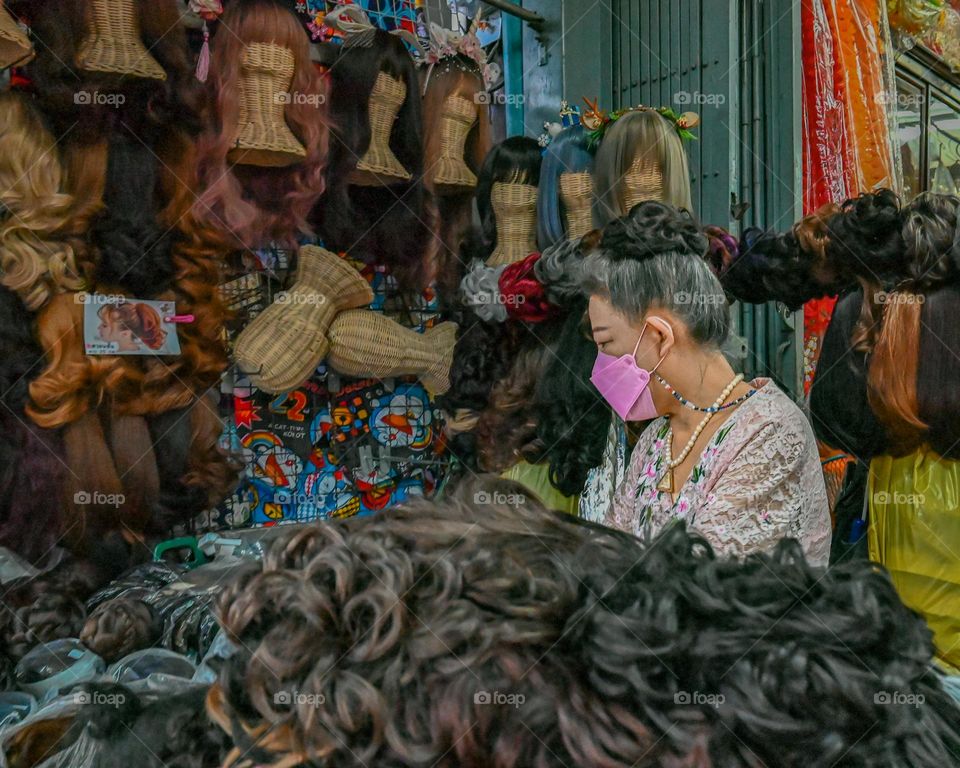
[645,315,676,359]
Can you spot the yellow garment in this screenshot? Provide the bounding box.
[869,451,960,674]
[501,461,580,515]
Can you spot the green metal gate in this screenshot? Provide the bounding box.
[605,0,804,396]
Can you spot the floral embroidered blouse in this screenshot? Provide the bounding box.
[605,378,831,566]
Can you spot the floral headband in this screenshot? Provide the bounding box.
[582,97,700,150]
[419,12,500,93]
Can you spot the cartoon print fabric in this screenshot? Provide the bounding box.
[213,245,448,529]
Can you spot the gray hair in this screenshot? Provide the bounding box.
[580,230,731,348]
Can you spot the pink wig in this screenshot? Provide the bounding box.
[193,0,329,249]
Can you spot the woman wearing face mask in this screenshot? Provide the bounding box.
[584,202,830,565]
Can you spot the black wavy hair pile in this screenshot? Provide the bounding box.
[206,482,960,767]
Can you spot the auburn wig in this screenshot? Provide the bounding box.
[421,58,492,296]
[194,0,328,249]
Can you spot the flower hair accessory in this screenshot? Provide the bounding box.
[583,96,700,149]
[420,11,500,93]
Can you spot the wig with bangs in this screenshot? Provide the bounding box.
[475,136,543,255]
[194,0,329,249]
[0,92,85,311]
[537,125,596,250]
[315,28,428,289]
[593,109,693,225]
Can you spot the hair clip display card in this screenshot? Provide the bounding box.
[82,296,182,356]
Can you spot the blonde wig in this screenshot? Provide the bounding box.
[0,93,85,311]
[593,109,693,226]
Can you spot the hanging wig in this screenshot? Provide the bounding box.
[0,286,67,564]
[528,300,610,496]
[475,136,543,255]
[90,134,178,298]
[194,0,328,249]
[18,0,202,146]
[315,28,428,288]
[867,193,960,453]
[0,92,85,311]
[592,109,692,225]
[537,125,596,250]
[821,189,904,356]
[918,284,960,459]
[421,57,492,296]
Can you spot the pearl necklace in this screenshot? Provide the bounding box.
[656,373,744,494]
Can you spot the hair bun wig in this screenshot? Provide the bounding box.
[600,201,708,262]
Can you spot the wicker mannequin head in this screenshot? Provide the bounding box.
[76,0,165,81]
[228,42,307,167]
[350,71,412,185]
[487,182,539,267]
[559,172,594,241]
[0,4,32,70]
[593,109,692,226]
[476,136,542,267]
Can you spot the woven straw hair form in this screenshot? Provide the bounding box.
[486,182,539,267]
[228,42,307,168]
[327,311,458,395]
[622,154,666,212]
[0,4,33,70]
[350,71,413,185]
[433,94,479,189]
[233,246,372,394]
[76,0,166,81]
[559,171,594,241]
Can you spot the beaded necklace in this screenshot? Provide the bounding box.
[654,373,756,413]
[656,373,746,494]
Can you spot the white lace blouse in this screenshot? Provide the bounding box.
[605,378,831,566]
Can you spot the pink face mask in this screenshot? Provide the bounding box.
[590,324,667,421]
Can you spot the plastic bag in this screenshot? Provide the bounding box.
[869,451,960,673]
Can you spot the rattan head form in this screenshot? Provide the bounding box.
[228,42,307,168]
[350,71,412,186]
[0,4,32,70]
[234,245,372,393]
[433,94,478,190]
[486,181,538,267]
[75,0,165,81]
[559,171,594,240]
[623,154,665,211]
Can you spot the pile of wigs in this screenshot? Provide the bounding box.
[728,189,960,459]
[0,0,241,627]
[315,27,430,291]
[193,0,329,250]
[208,479,960,768]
